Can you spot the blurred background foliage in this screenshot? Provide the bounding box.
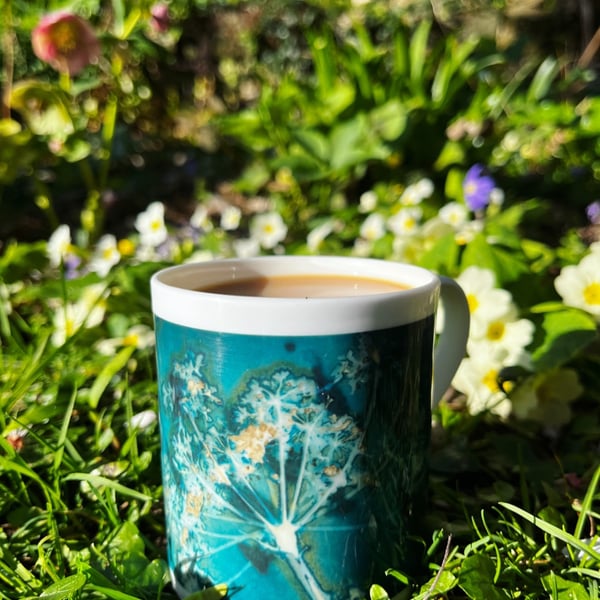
[1,0,599,244]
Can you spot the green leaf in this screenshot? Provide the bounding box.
[39,574,86,599]
[368,100,407,141]
[418,232,460,275]
[541,573,590,600]
[461,233,528,284]
[87,345,135,409]
[459,555,509,600]
[527,57,560,102]
[409,20,432,95]
[64,473,152,502]
[292,129,330,164]
[369,584,390,600]
[531,308,598,371]
[500,503,600,562]
[186,584,229,600]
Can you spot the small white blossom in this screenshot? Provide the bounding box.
[489,187,505,206]
[554,251,600,318]
[220,205,242,231]
[400,178,434,205]
[190,204,213,231]
[51,284,108,346]
[307,220,336,252]
[456,266,513,330]
[250,212,288,249]
[89,234,121,277]
[387,207,422,237]
[96,324,155,355]
[439,202,468,228]
[47,224,72,267]
[128,409,158,431]
[453,353,513,418]
[359,212,386,242]
[358,190,378,213]
[233,237,261,258]
[135,201,168,247]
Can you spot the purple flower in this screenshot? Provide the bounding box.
[463,164,495,212]
[586,200,600,225]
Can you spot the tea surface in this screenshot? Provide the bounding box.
[199,274,410,298]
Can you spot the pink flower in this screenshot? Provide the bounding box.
[32,11,100,76]
[150,3,170,33]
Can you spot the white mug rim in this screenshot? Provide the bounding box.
[150,256,440,335]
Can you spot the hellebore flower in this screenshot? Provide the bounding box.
[32,11,100,76]
[150,3,171,33]
[463,164,495,212]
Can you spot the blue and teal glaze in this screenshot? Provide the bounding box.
[155,315,434,599]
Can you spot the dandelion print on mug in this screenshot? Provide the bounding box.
[151,256,470,599]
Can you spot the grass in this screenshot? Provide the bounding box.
[0,280,598,599]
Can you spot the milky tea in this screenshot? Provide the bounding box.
[199,273,411,298]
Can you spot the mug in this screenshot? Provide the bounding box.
[150,256,469,599]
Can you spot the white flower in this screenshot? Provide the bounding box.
[220,205,242,231]
[439,202,468,228]
[387,207,422,237]
[233,237,260,258]
[250,212,287,249]
[456,266,513,330]
[135,201,168,247]
[489,187,505,206]
[352,238,373,257]
[190,204,213,231]
[359,212,386,241]
[554,251,600,318]
[307,219,336,252]
[89,234,121,277]
[184,249,214,263]
[128,409,157,431]
[47,224,72,267]
[51,284,108,346]
[358,190,378,213]
[454,220,484,245]
[468,307,535,363]
[453,353,513,418]
[510,369,583,427]
[400,179,434,205]
[96,324,155,355]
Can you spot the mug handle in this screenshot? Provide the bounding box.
[431,276,470,406]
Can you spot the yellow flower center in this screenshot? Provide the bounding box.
[486,321,505,341]
[117,239,135,256]
[263,224,275,234]
[151,219,162,232]
[123,333,139,347]
[482,368,499,393]
[466,293,479,313]
[51,21,78,54]
[583,282,600,305]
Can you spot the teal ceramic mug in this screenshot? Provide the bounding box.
[150,256,469,599]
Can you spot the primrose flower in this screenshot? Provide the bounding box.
[468,306,535,364]
[307,219,336,252]
[190,204,213,232]
[47,224,73,268]
[89,234,121,277]
[359,212,386,242]
[220,205,242,231]
[439,202,468,229]
[554,250,600,318]
[51,283,107,346]
[135,201,168,247]
[96,324,155,355]
[400,179,434,205]
[358,190,378,213]
[233,237,260,258]
[452,353,513,418]
[456,266,513,329]
[250,212,287,249]
[510,369,583,427]
[463,164,495,211]
[387,207,422,237]
[32,11,100,76]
